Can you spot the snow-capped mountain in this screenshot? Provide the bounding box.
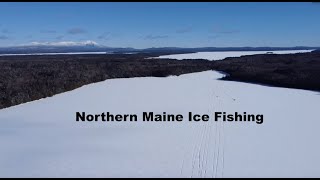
[0,41,135,54]
[28,40,100,47]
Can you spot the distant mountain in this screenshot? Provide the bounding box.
[0,42,319,55]
[27,40,100,47]
[0,41,135,54]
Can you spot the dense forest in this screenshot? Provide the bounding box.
[1,51,319,109]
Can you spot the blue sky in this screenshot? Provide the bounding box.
[0,2,319,48]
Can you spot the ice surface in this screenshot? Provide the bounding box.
[0,70,319,178]
[157,50,314,60]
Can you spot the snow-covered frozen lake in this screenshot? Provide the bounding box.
[157,50,314,60]
[0,51,319,177]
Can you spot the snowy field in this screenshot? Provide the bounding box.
[0,51,320,177]
[157,50,314,60]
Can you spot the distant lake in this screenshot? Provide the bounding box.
[157,50,315,61]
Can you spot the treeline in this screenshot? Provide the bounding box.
[212,51,320,91]
[0,54,213,109]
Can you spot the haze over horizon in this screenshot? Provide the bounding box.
[0,2,320,48]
